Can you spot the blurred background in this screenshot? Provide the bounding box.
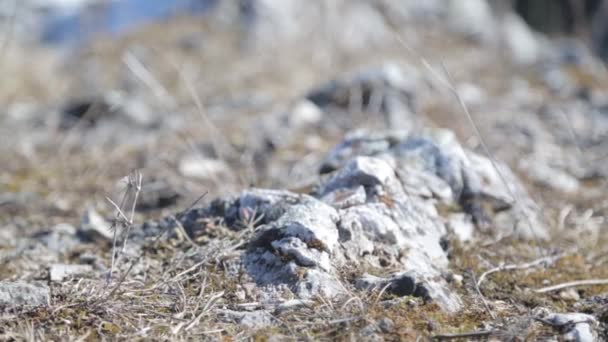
[2,0,608,226]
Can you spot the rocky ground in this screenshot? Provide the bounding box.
[1,1,608,341]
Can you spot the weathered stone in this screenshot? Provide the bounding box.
[307,63,417,130]
[50,263,93,282]
[79,208,113,241]
[0,281,50,308]
[178,155,233,182]
[35,223,80,253]
[541,312,598,342]
[320,129,549,240]
[219,309,274,329]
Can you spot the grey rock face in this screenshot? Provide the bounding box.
[540,312,598,342]
[0,281,50,308]
[196,154,460,311]
[169,128,545,313]
[320,129,548,240]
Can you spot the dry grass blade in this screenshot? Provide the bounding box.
[106,170,144,280]
[476,253,567,288]
[122,170,143,251]
[184,291,225,332]
[534,278,608,293]
[432,330,494,340]
[470,271,496,320]
[123,51,175,107]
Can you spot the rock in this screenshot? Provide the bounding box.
[355,273,417,297]
[104,91,159,128]
[306,63,418,130]
[320,185,367,209]
[320,129,548,240]
[500,13,543,65]
[559,288,581,301]
[241,190,343,298]
[0,281,50,308]
[78,207,113,241]
[540,312,598,342]
[287,99,322,128]
[178,155,233,182]
[219,309,274,329]
[35,223,80,253]
[192,155,460,311]
[446,213,475,242]
[447,0,496,44]
[519,157,580,193]
[50,264,93,282]
[136,179,182,211]
[377,317,395,333]
[166,126,551,313]
[59,97,118,130]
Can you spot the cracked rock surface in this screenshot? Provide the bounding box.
[170,127,549,313]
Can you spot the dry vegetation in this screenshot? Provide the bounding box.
[0,6,607,341]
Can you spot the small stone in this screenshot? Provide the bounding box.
[136,179,181,211]
[288,100,322,128]
[451,274,464,287]
[79,208,113,241]
[36,223,80,253]
[178,155,232,182]
[0,281,50,308]
[559,288,580,301]
[447,213,475,242]
[541,312,598,342]
[50,264,93,282]
[377,317,395,333]
[220,309,273,329]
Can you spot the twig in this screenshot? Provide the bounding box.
[122,51,175,107]
[107,189,130,282]
[122,171,143,251]
[432,330,494,340]
[184,291,225,332]
[477,253,566,288]
[328,316,360,325]
[372,282,393,309]
[534,278,608,293]
[470,271,496,320]
[101,192,208,301]
[170,217,199,247]
[105,196,130,224]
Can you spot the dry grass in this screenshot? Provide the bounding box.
[1,7,608,341]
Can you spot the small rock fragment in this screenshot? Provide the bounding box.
[178,155,232,182]
[541,312,598,342]
[136,179,181,211]
[288,99,322,128]
[50,264,93,282]
[0,281,50,308]
[446,213,475,242]
[79,208,113,241]
[219,309,273,329]
[35,223,80,253]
